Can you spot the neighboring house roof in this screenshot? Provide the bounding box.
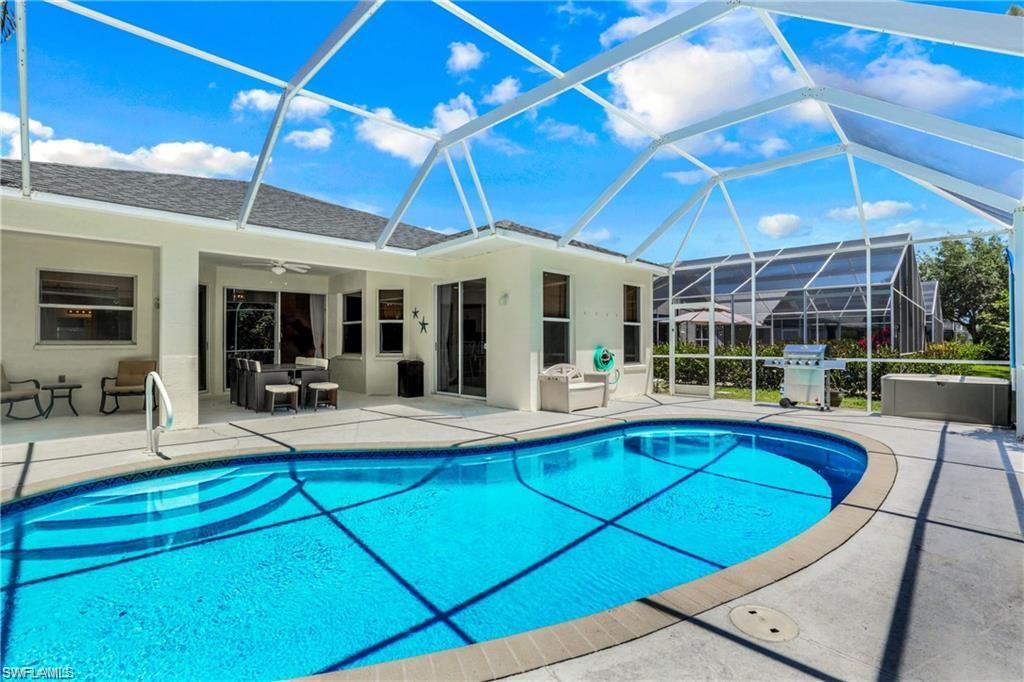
[1,161,630,261]
[0,160,448,250]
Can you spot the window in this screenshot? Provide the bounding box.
[623,285,641,364]
[39,270,135,343]
[542,272,570,367]
[342,291,363,355]
[378,289,404,354]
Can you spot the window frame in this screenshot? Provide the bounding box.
[623,283,642,365]
[541,271,572,369]
[377,288,405,355]
[37,268,138,346]
[341,289,364,356]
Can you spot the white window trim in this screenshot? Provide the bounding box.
[623,283,643,366]
[341,289,364,357]
[37,267,138,346]
[542,271,573,368]
[377,287,405,356]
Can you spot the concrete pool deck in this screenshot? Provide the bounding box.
[2,393,1022,680]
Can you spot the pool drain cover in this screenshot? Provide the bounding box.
[728,605,799,642]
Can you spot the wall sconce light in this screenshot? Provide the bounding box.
[499,292,510,306]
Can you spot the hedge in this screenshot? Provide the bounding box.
[652,340,999,399]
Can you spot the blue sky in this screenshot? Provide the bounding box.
[1,0,1021,262]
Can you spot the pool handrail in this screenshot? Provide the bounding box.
[143,371,173,455]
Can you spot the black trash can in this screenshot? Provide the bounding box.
[397,359,424,398]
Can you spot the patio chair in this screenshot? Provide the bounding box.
[246,361,295,413]
[538,363,609,413]
[292,357,329,406]
[100,360,157,414]
[1,364,44,420]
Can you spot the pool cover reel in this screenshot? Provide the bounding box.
[594,345,620,385]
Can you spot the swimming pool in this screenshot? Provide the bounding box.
[1,420,866,680]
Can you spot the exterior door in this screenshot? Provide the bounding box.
[436,279,486,397]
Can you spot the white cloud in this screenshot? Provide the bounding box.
[10,137,256,178]
[482,76,521,105]
[757,213,803,238]
[578,226,612,242]
[284,127,333,151]
[813,40,1018,113]
[447,42,485,75]
[355,93,523,165]
[536,118,597,145]
[663,169,707,185]
[827,200,914,221]
[1,110,255,178]
[0,111,54,141]
[231,89,329,121]
[355,107,435,165]
[425,225,460,235]
[754,136,790,158]
[557,1,605,24]
[825,29,881,52]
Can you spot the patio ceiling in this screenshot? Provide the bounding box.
[10,0,1024,266]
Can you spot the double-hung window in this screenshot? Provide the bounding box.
[378,289,404,354]
[342,291,363,355]
[623,284,641,364]
[38,270,135,344]
[542,272,570,367]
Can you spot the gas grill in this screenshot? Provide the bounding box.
[763,344,846,410]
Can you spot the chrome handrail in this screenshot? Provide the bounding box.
[144,371,173,455]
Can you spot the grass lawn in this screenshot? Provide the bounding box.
[964,364,1011,380]
[714,386,869,410]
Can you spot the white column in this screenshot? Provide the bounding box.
[159,242,200,429]
[1013,207,1024,438]
[668,268,676,395]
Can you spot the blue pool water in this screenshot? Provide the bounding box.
[1,421,865,680]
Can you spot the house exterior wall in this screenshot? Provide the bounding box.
[0,231,160,415]
[1,194,655,426]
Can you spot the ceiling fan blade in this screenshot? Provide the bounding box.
[284,264,310,272]
[240,262,272,267]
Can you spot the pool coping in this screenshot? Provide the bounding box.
[0,414,897,681]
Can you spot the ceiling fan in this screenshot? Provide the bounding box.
[242,259,311,276]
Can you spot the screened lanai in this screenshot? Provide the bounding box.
[654,234,928,353]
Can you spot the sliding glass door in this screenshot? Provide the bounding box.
[224,289,326,387]
[436,279,486,398]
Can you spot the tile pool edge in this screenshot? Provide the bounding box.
[1,415,897,682]
[302,415,898,682]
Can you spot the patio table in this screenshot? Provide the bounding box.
[42,382,82,419]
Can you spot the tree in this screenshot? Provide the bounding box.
[0,2,13,44]
[919,236,1008,344]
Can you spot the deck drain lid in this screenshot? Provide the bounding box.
[728,605,799,642]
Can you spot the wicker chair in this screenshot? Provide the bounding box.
[538,363,609,413]
[100,360,157,414]
[1,365,44,420]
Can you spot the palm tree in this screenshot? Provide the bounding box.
[0,1,14,44]
[1009,4,1024,17]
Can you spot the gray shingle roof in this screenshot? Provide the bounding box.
[448,219,657,264]
[1,161,638,261]
[0,160,449,250]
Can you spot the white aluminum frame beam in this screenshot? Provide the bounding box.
[436,2,734,149]
[45,0,434,142]
[560,141,660,247]
[899,173,1012,229]
[661,88,809,146]
[433,0,715,175]
[720,144,846,181]
[461,141,495,232]
[376,144,442,249]
[819,87,1024,161]
[756,9,847,145]
[238,0,384,229]
[718,181,754,258]
[444,148,478,234]
[670,188,714,268]
[379,1,734,248]
[628,179,716,262]
[15,0,30,196]
[743,0,1024,57]
[848,142,1019,214]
